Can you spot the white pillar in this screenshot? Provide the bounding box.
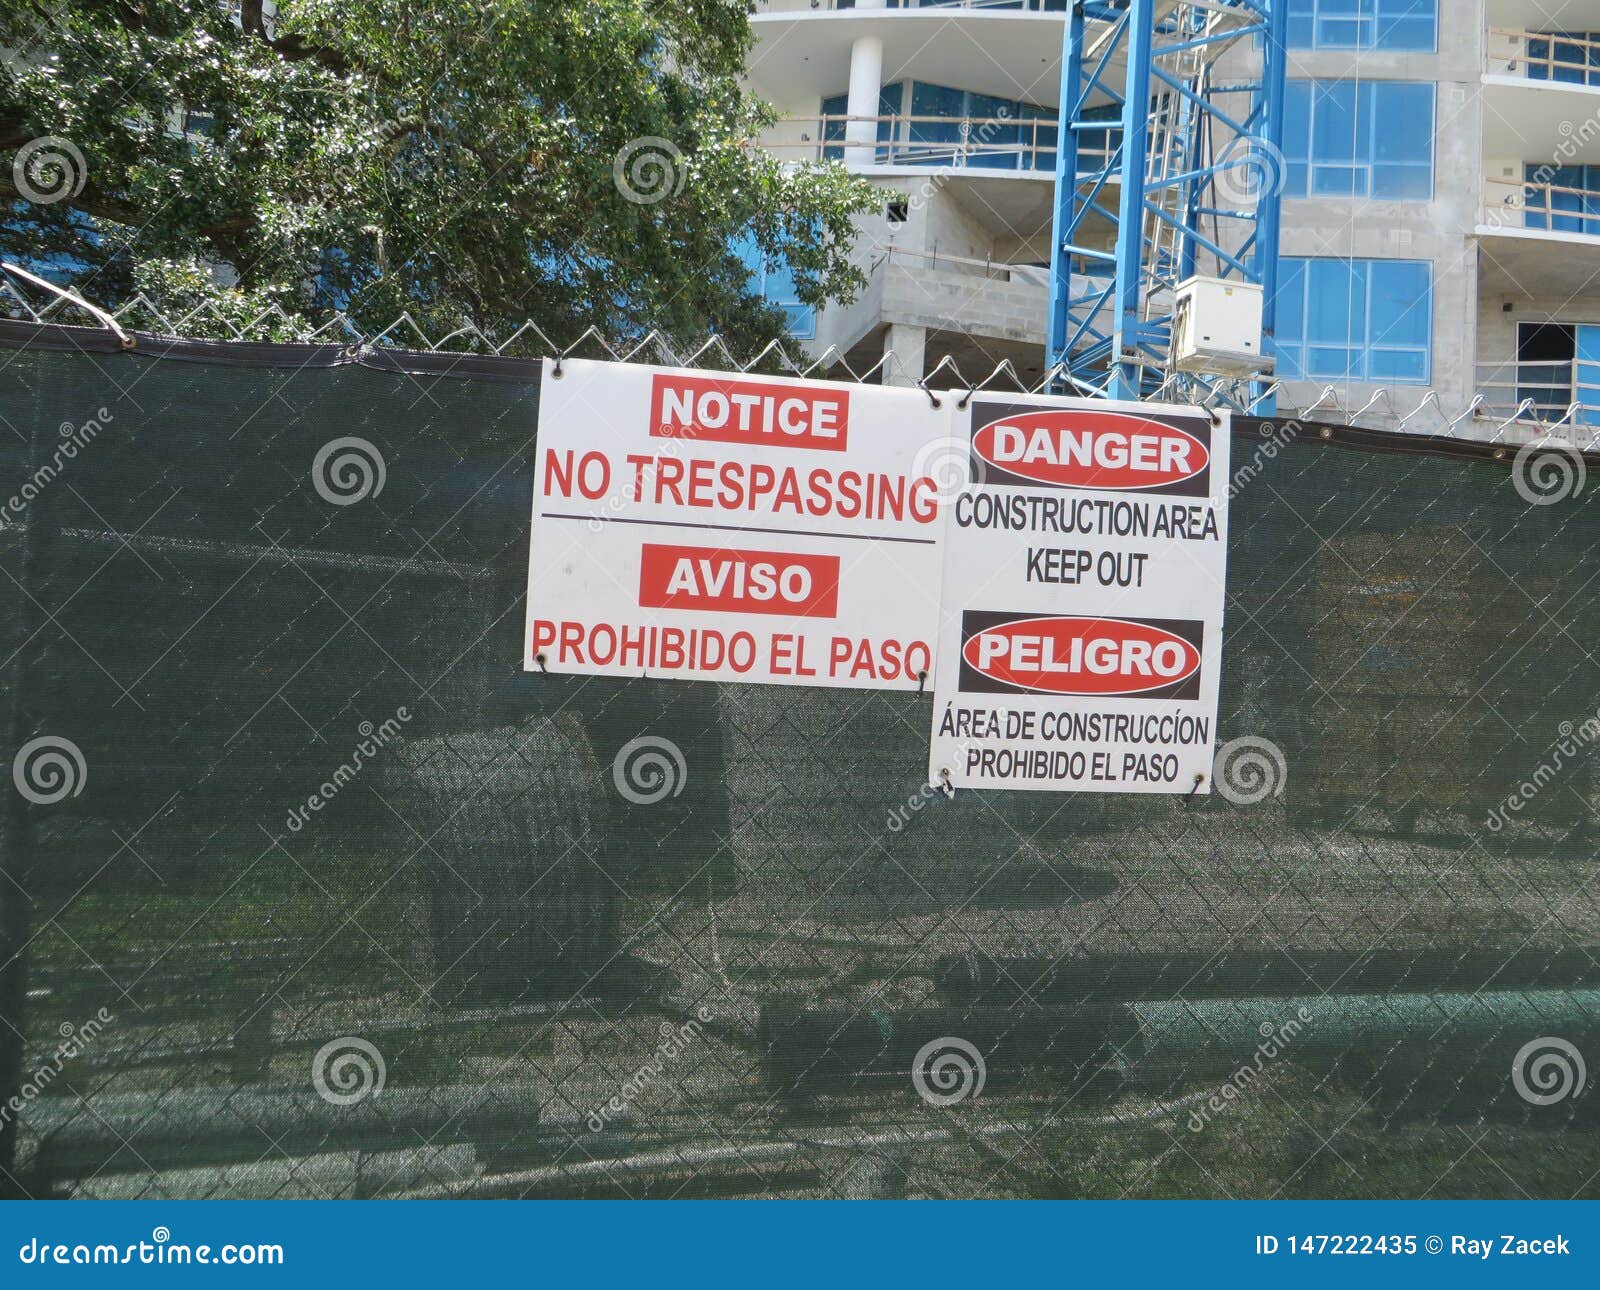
[884,323,926,387]
[843,28,885,168]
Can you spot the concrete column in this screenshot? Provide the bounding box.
[883,323,926,387]
[843,13,885,168]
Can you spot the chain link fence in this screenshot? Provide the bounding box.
[1,301,1598,1201]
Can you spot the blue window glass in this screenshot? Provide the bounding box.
[1526,34,1600,87]
[908,81,967,164]
[821,84,904,162]
[734,235,815,341]
[3,203,96,285]
[1275,258,1431,383]
[1525,164,1600,237]
[1286,0,1436,53]
[1282,81,1433,200]
[965,90,1024,171]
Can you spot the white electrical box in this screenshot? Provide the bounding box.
[1173,276,1270,377]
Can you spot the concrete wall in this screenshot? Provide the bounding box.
[881,264,1047,347]
[807,170,1055,360]
[916,185,995,262]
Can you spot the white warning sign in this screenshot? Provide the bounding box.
[926,394,1230,794]
[526,359,949,689]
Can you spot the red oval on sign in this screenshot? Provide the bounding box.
[972,410,1208,491]
[962,617,1201,696]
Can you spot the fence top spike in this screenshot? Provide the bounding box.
[1350,388,1390,421]
[1488,399,1536,443]
[1396,389,1441,434]
[30,286,1600,449]
[1301,384,1341,417]
[1444,394,1486,439]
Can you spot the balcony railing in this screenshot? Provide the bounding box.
[1487,27,1600,87]
[1475,359,1600,428]
[870,243,1057,285]
[765,114,1112,174]
[1483,175,1600,240]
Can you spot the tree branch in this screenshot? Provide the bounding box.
[239,0,355,76]
[0,175,141,227]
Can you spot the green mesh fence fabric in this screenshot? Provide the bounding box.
[1,325,1598,1200]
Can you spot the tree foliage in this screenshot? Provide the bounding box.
[0,0,875,347]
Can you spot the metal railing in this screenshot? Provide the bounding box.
[1483,175,1600,240]
[765,114,1113,173]
[1487,26,1600,86]
[1474,357,1600,428]
[868,242,1059,286]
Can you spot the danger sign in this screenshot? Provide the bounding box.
[927,395,1229,794]
[526,360,950,689]
[958,613,1204,699]
[971,408,1211,494]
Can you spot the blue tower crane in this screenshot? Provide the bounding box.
[1046,0,1288,411]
